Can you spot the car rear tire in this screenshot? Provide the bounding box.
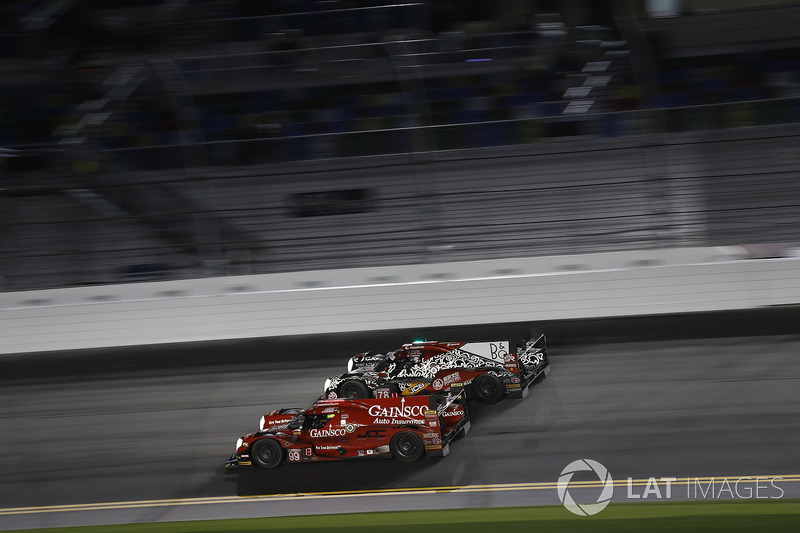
[390,431,425,462]
[252,439,284,469]
[472,373,505,404]
[340,380,370,399]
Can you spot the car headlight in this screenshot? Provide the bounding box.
[323,378,332,394]
[347,357,355,372]
[259,416,266,432]
[235,437,243,452]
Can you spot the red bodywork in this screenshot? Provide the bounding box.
[259,408,302,432]
[229,394,469,468]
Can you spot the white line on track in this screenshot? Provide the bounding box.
[2,474,799,516]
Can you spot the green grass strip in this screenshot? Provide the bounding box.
[11,500,800,533]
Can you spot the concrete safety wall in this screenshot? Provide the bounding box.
[1,247,799,355]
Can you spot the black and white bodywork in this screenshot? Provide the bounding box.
[323,334,550,404]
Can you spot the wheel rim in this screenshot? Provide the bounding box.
[398,434,418,456]
[342,383,362,399]
[257,443,276,464]
[479,377,498,398]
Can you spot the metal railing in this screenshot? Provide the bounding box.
[88,96,800,169]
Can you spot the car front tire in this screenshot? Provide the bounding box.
[339,380,370,399]
[252,439,284,469]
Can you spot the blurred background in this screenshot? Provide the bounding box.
[1,0,799,291]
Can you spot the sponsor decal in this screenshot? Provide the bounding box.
[367,398,428,419]
[315,445,340,451]
[422,433,439,438]
[327,391,338,399]
[373,418,425,425]
[433,372,462,391]
[322,407,337,413]
[511,376,520,384]
[358,450,365,456]
[309,428,347,438]
[444,407,465,416]
[425,444,442,450]
[507,383,521,389]
[366,449,375,455]
[403,382,428,396]
[357,429,387,439]
[460,341,510,362]
[345,423,356,433]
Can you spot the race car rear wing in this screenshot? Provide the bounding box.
[526,333,547,353]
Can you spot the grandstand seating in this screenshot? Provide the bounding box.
[2,1,800,291]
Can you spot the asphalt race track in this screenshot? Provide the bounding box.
[1,310,799,529]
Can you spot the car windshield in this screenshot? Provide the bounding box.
[387,355,423,377]
[287,415,304,430]
[373,352,397,372]
[304,414,333,429]
[287,413,334,431]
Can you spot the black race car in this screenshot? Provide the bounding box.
[322,334,549,404]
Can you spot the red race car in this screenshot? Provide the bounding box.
[226,391,469,469]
